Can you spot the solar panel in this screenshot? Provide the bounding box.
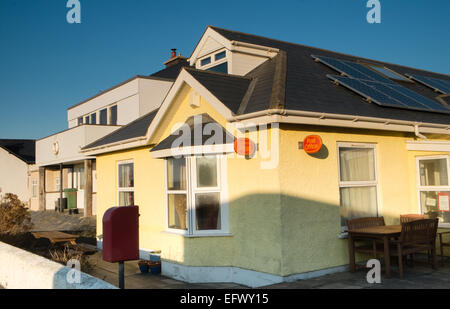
[327,75,407,109]
[407,74,450,94]
[328,75,450,114]
[312,55,394,84]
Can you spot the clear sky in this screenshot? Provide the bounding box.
[0,0,449,139]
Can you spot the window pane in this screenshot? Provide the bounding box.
[339,147,375,182]
[420,191,450,224]
[419,159,448,186]
[168,194,187,230]
[195,193,221,230]
[100,109,107,125]
[78,117,83,125]
[196,156,217,188]
[119,191,134,206]
[118,163,134,188]
[215,51,226,61]
[79,167,85,190]
[207,62,228,74]
[167,158,186,190]
[84,116,90,124]
[90,113,97,124]
[340,186,377,227]
[109,105,117,125]
[201,57,211,66]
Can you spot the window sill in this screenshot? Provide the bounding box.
[161,231,232,238]
[338,232,348,239]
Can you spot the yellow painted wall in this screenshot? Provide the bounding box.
[278,124,450,276]
[96,85,284,274]
[95,84,450,278]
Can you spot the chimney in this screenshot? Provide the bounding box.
[164,48,188,68]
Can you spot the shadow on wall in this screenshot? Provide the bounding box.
[162,192,404,278]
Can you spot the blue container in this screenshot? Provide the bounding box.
[150,254,161,262]
[139,263,149,274]
[149,263,161,274]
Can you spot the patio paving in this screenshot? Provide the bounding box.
[85,251,450,289]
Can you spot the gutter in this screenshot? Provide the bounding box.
[228,109,449,136]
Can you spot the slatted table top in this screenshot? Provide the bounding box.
[32,231,80,244]
[348,225,402,235]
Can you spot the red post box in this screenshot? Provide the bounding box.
[102,206,139,263]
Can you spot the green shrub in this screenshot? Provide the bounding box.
[0,193,32,235]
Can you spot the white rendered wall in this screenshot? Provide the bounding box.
[139,79,172,115]
[0,148,29,203]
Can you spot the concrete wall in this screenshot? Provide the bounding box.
[0,241,116,289]
[0,147,30,203]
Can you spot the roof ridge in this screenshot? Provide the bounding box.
[269,50,287,110]
[209,26,450,78]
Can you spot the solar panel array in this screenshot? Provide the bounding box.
[312,55,394,84]
[312,54,450,114]
[327,75,450,114]
[406,74,450,94]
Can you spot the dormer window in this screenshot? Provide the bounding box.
[198,49,229,74]
[201,57,211,66]
[214,51,226,61]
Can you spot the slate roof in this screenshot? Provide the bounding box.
[0,139,36,164]
[207,26,450,125]
[84,26,450,151]
[151,114,235,152]
[82,110,158,150]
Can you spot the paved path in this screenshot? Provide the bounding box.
[85,252,246,289]
[85,252,450,289]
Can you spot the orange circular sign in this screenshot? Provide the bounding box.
[303,135,323,154]
[234,138,256,156]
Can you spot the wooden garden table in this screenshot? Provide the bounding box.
[348,225,401,278]
[32,231,79,245]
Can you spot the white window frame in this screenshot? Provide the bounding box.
[198,49,229,72]
[117,160,134,206]
[337,142,380,232]
[165,155,229,237]
[416,155,450,228]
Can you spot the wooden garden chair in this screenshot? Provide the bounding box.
[400,214,429,224]
[347,217,386,259]
[438,230,450,265]
[390,219,438,278]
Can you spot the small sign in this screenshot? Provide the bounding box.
[303,135,323,154]
[438,193,450,212]
[234,138,256,156]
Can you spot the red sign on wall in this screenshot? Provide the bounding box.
[234,138,256,156]
[303,135,323,154]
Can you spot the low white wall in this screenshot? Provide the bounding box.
[0,242,117,289]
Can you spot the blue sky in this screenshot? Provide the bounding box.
[0,0,449,139]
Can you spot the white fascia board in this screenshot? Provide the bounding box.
[406,141,450,152]
[144,69,234,143]
[151,144,234,159]
[233,112,450,136]
[189,27,233,66]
